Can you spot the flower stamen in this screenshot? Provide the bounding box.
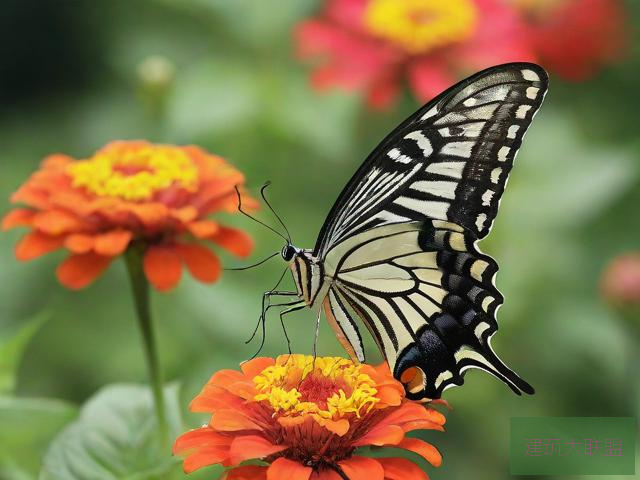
[253,355,379,420]
[68,142,199,201]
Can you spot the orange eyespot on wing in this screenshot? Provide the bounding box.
[400,366,426,396]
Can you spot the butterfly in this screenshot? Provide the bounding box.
[252,63,548,401]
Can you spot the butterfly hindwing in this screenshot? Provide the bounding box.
[313,63,548,398]
[322,220,531,398]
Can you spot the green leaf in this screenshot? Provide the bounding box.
[40,383,183,480]
[0,311,49,394]
[0,396,78,479]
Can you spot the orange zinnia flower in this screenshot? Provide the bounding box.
[2,141,255,291]
[174,355,446,480]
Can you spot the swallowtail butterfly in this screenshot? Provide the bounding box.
[263,63,547,400]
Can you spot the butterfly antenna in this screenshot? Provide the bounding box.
[234,186,288,243]
[260,182,291,242]
[225,251,279,271]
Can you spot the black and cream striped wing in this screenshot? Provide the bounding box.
[313,63,548,258]
[323,221,533,399]
[316,63,548,399]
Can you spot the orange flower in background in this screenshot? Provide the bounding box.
[174,355,446,480]
[295,0,534,108]
[513,0,628,80]
[2,141,255,291]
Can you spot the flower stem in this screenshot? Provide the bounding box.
[125,245,168,444]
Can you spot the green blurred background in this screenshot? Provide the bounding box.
[0,1,638,479]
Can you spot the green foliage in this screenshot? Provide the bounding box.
[40,384,182,480]
[0,312,49,394]
[0,397,77,479]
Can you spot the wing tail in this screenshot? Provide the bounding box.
[473,340,535,395]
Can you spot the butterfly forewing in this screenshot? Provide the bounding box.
[315,63,548,258]
[311,63,548,399]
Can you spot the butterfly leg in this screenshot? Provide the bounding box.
[246,289,298,344]
[248,291,301,359]
[278,301,306,354]
[261,298,306,351]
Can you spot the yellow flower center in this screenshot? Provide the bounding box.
[67,143,199,201]
[364,0,477,54]
[253,355,379,419]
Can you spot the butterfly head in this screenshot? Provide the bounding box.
[281,243,300,263]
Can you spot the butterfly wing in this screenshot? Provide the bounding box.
[315,63,548,256]
[316,63,548,399]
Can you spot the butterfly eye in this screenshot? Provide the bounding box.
[281,245,296,262]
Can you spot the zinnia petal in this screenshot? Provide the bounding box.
[366,74,400,110]
[2,208,35,230]
[267,457,312,480]
[224,465,268,480]
[32,209,84,235]
[41,153,73,169]
[397,437,442,467]
[354,424,404,447]
[183,446,230,473]
[311,469,344,480]
[229,434,287,463]
[240,357,276,378]
[129,202,170,227]
[339,456,384,480]
[64,233,95,254]
[377,457,429,480]
[384,403,446,428]
[56,253,112,289]
[190,385,247,412]
[173,427,231,453]
[15,231,64,260]
[313,416,350,436]
[187,220,219,238]
[401,419,446,433]
[407,60,455,102]
[171,205,199,223]
[210,226,253,257]
[211,409,264,432]
[175,243,221,284]
[143,245,182,291]
[94,230,132,256]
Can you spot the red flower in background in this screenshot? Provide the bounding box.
[295,0,629,108]
[513,0,627,81]
[295,0,534,108]
[3,141,255,291]
[601,252,640,307]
